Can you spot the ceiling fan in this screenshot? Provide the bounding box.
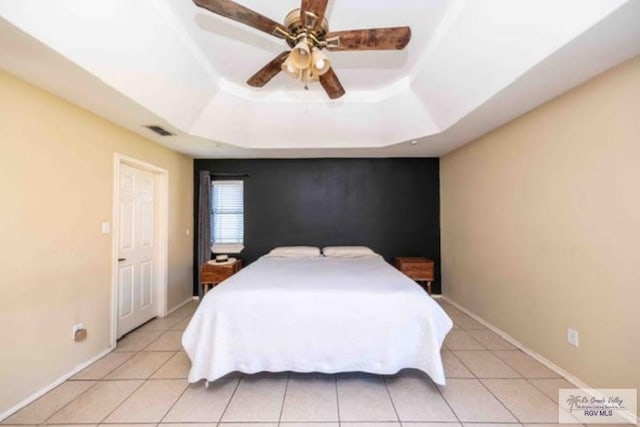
[193,0,412,99]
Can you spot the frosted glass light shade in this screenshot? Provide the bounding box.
[311,48,330,75]
[291,39,312,69]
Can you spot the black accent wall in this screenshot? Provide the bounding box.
[194,158,441,293]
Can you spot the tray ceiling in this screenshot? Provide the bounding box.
[1,0,639,157]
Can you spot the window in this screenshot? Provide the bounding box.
[211,180,244,244]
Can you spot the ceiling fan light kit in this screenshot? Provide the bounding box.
[291,38,311,69]
[193,0,411,99]
[282,32,332,87]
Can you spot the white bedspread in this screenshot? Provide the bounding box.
[182,256,453,384]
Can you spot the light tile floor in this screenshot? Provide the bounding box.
[2,299,584,427]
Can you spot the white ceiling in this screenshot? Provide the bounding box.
[1,0,639,158]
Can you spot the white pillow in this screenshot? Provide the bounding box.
[322,246,377,258]
[264,246,321,258]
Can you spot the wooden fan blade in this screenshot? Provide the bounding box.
[319,68,345,99]
[325,26,411,51]
[300,0,329,31]
[193,0,290,39]
[247,51,290,87]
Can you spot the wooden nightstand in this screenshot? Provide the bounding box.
[394,257,435,294]
[200,259,242,295]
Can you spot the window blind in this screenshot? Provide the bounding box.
[211,180,244,244]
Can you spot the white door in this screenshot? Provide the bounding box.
[117,164,156,338]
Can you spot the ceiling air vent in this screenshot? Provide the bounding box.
[145,125,174,136]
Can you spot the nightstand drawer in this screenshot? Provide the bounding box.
[394,257,435,294]
[200,259,243,294]
[404,269,434,281]
[201,269,234,283]
[401,262,433,273]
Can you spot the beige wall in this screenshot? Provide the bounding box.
[441,56,640,391]
[0,70,193,413]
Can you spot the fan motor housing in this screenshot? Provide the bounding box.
[284,8,329,48]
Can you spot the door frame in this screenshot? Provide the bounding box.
[110,154,169,346]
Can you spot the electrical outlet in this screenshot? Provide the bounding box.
[567,328,579,347]
[72,323,84,339]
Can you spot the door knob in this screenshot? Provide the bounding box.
[118,258,126,262]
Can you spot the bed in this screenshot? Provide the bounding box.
[182,250,453,385]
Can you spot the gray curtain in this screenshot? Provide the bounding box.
[197,171,211,299]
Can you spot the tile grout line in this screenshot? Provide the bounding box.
[479,376,580,425]
[215,373,244,426]
[114,333,164,353]
[94,379,147,424]
[95,341,179,424]
[446,320,530,386]
[110,349,180,381]
[524,377,564,403]
[449,348,522,424]
[493,350,561,375]
[432,322,467,425]
[476,379,522,424]
[159,306,196,326]
[452,332,573,424]
[381,376,402,425]
[489,350,563,380]
[433,379,463,426]
[133,316,164,333]
[157,376,191,424]
[276,373,291,427]
[464,329,517,350]
[97,379,150,425]
[151,351,183,379]
[41,327,154,423]
[445,327,489,351]
[38,379,103,425]
[523,378,586,426]
[67,351,137,382]
[449,349,523,380]
[142,331,178,352]
[117,322,172,342]
[123,312,189,350]
[443,348,473,380]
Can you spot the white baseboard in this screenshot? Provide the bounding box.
[164,296,198,317]
[0,346,114,422]
[441,296,639,424]
[441,296,591,388]
[2,296,197,420]
[0,297,198,422]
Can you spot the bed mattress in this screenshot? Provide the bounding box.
[182,255,453,384]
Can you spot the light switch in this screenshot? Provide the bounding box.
[101,222,111,234]
[186,229,190,236]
